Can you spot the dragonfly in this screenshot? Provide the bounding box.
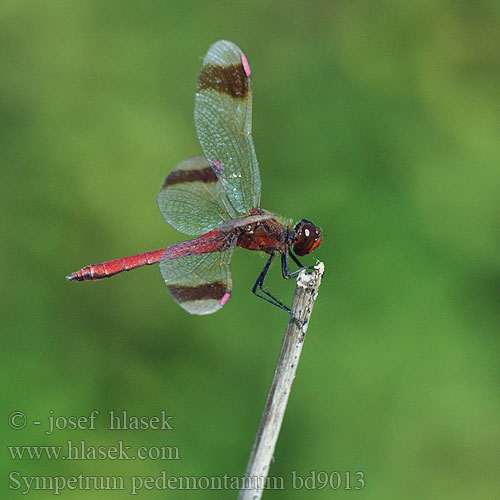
[67,40,321,315]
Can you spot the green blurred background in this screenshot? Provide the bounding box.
[2,0,499,498]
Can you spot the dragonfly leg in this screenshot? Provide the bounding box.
[282,251,315,279]
[252,254,291,313]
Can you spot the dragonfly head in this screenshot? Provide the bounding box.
[291,219,322,257]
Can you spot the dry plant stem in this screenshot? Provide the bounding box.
[238,262,325,500]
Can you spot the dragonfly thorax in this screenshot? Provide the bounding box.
[235,211,287,254]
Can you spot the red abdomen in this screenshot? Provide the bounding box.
[66,231,227,281]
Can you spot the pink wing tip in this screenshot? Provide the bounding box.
[220,292,231,306]
[241,53,251,77]
[211,158,224,171]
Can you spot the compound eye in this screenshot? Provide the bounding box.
[292,220,322,256]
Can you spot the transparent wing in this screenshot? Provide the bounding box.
[159,234,236,315]
[195,40,261,215]
[158,155,237,235]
